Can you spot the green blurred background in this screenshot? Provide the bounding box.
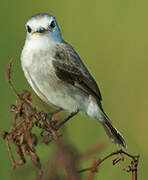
[0,0,148,179]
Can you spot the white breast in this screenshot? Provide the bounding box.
[21,35,56,68]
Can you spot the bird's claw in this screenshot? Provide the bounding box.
[40,112,52,121]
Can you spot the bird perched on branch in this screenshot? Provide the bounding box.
[21,13,126,148]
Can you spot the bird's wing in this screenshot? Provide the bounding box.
[52,42,102,104]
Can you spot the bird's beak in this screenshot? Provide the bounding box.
[32,30,49,35]
[32,32,38,35]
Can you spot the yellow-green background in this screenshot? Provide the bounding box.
[0,0,147,179]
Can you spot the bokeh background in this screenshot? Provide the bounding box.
[0,0,148,179]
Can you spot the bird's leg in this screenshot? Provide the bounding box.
[41,108,79,131]
[40,108,63,121]
[56,109,79,130]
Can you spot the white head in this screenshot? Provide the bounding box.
[25,13,62,43]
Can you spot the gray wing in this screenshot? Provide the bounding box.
[52,42,102,104]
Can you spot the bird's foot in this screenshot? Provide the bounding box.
[40,112,58,131]
[40,112,52,121]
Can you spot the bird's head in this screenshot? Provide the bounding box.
[25,13,62,43]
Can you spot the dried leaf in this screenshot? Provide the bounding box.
[113,156,124,165]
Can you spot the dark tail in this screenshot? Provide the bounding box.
[101,112,126,148]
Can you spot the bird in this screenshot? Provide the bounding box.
[21,13,126,148]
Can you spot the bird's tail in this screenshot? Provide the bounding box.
[101,112,126,148]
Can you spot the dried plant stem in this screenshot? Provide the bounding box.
[5,139,16,168]
[78,149,139,180]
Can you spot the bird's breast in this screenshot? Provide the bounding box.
[21,35,58,66]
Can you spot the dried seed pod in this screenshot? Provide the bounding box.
[113,156,124,165]
[124,165,132,172]
[10,104,17,112]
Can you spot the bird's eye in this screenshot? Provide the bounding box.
[50,20,56,28]
[27,25,32,33]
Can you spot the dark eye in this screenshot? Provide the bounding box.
[50,20,56,28]
[27,25,32,33]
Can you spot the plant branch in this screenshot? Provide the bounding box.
[78,149,139,180]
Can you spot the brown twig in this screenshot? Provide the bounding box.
[5,138,16,168]
[78,149,139,180]
[6,60,21,98]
